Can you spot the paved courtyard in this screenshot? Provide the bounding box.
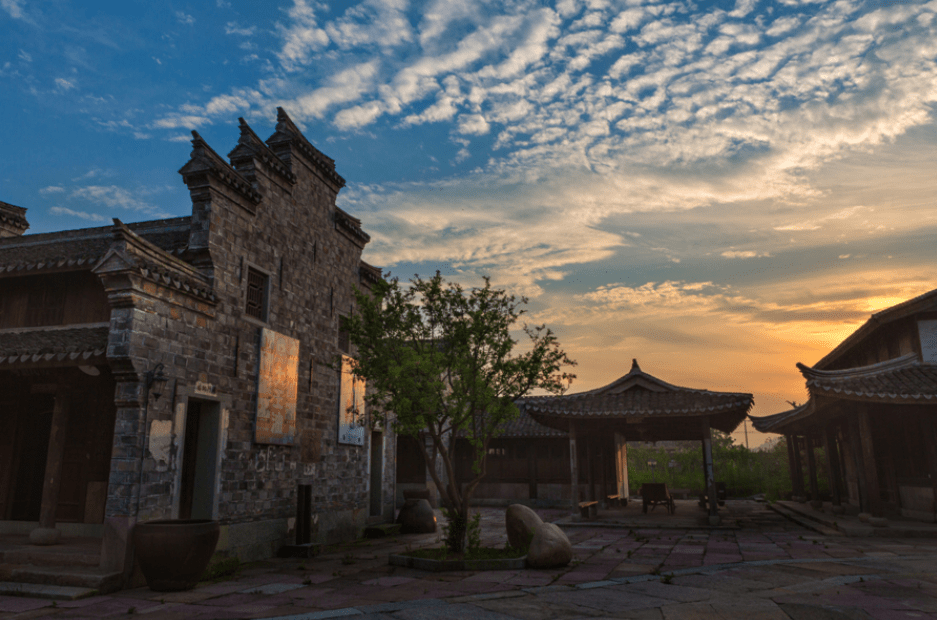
[2,501,936,619]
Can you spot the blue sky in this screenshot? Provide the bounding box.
[3,0,936,446]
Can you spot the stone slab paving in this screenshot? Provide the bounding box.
[2,502,937,619]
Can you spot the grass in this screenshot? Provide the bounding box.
[403,546,527,561]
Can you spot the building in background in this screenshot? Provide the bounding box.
[752,289,937,524]
[0,108,393,592]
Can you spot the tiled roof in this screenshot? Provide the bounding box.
[518,360,753,420]
[0,201,29,233]
[0,325,109,367]
[798,353,937,403]
[498,407,567,438]
[0,217,191,275]
[519,389,754,418]
[749,402,812,433]
[815,287,937,370]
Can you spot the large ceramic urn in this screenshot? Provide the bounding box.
[133,519,220,591]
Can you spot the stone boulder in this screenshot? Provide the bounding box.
[396,498,437,534]
[526,522,572,568]
[505,504,542,550]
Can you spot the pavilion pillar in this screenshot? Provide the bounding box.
[586,433,596,504]
[569,422,580,518]
[701,418,719,523]
[824,426,844,513]
[806,435,822,510]
[614,432,629,505]
[527,444,538,500]
[601,438,610,507]
[30,388,70,546]
[857,406,885,521]
[785,434,798,499]
[790,434,806,502]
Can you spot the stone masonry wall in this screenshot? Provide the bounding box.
[101,117,392,553]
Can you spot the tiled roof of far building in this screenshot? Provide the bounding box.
[0,217,191,274]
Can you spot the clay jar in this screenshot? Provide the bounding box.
[133,519,220,591]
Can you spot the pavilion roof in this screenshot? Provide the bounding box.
[519,359,753,438]
[0,325,109,368]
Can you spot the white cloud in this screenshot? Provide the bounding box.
[55,78,76,90]
[151,114,210,129]
[49,206,109,222]
[1,0,25,20]
[176,11,195,26]
[69,185,172,218]
[278,0,330,71]
[225,22,255,36]
[721,250,771,258]
[40,186,65,194]
[457,114,490,135]
[17,49,31,62]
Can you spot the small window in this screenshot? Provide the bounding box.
[338,316,350,354]
[245,267,269,321]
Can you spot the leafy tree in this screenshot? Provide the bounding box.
[344,272,576,552]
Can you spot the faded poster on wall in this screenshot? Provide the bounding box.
[338,355,366,445]
[255,328,299,445]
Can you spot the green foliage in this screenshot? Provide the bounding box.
[344,272,575,552]
[627,433,823,501]
[467,511,482,551]
[199,556,240,582]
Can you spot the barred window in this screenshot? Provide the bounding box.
[245,267,268,321]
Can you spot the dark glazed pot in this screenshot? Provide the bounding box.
[133,519,220,591]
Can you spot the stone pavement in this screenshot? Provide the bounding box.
[2,501,936,619]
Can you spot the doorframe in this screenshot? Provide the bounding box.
[170,385,231,521]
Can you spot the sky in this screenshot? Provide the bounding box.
[2,0,936,448]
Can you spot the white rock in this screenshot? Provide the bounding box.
[505,504,542,550]
[526,522,572,568]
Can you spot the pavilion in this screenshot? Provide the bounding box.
[518,360,753,522]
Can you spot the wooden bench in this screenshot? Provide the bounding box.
[641,483,675,515]
[578,500,599,518]
[606,494,622,508]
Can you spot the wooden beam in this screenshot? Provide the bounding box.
[806,434,821,509]
[29,389,70,545]
[824,426,843,509]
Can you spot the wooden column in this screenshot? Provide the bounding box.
[824,426,844,510]
[806,435,821,509]
[569,422,580,517]
[601,439,609,507]
[586,433,596,504]
[527,444,537,500]
[614,432,629,505]
[785,434,798,498]
[29,389,70,546]
[847,415,869,512]
[790,434,806,501]
[857,407,884,518]
[701,418,718,519]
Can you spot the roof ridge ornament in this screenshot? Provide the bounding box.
[631,358,640,372]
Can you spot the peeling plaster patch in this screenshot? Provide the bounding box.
[149,419,172,471]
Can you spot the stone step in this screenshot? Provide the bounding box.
[7,565,123,594]
[0,547,101,567]
[0,581,99,601]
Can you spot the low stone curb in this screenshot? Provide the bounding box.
[388,553,527,572]
[768,502,846,537]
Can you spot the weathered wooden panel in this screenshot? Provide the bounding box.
[255,328,299,445]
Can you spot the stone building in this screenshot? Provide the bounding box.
[0,108,394,591]
[751,288,937,524]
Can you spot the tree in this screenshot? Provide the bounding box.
[344,272,576,552]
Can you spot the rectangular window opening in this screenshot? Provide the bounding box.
[245,267,269,321]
